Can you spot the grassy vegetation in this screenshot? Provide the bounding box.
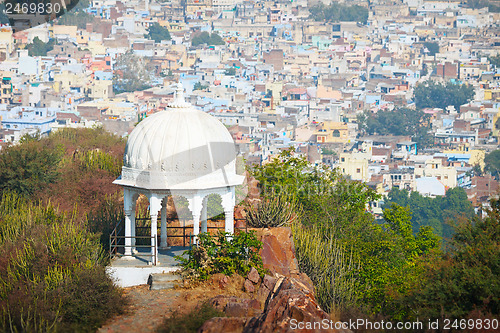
[0,192,125,332]
[245,192,300,228]
[0,127,127,331]
[291,221,358,314]
[156,301,225,333]
[250,149,496,322]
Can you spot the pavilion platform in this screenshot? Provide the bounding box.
[107,246,188,287]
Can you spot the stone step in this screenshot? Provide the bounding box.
[148,273,182,290]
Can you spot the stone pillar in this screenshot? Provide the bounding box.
[149,195,162,265]
[123,188,134,257]
[221,187,236,240]
[193,211,201,245]
[224,208,234,235]
[188,194,203,245]
[131,204,136,254]
[201,196,208,234]
[160,199,169,249]
[151,212,158,265]
[124,209,133,256]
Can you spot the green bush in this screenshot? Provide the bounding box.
[0,140,63,198]
[404,198,500,321]
[176,231,264,281]
[250,150,442,320]
[309,3,369,24]
[0,192,126,332]
[292,221,359,313]
[156,301,225,333]
[146,22,171,43]
[76,148,122,177]
[191,32,225,46]
[245,193,300,228]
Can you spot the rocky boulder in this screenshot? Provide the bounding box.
[199,317,248,333]
[203,274,350,333]
[243,275,350,333]
[250,227,299,276]
[208,295,261,317]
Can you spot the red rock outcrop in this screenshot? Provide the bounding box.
[251,227,300,276]
[243,276,348,333]
[199,317,248,333]
[199,227,351,333]
[201,274,350,333]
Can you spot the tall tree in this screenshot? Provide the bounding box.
[358,108,432,148]
[0,139,62,197]
[413,80,475,110]
[423,41,439,56]
[385,187,475,239]
[484,149,500,179]
[112,51,154,93]
[309,3,369,24]
[26,37,55,57]
[191,32,225,46]
[406,198,500,321]
[145,23,171,43]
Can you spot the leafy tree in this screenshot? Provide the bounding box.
[225,67,236,76]
[145,22,171,43]
[309,3,369,24]
[384,203,441,257]
[413,80,475,110]
[358,108,433,148]
[406,198,500,321]
[368,203,441,318]
[191,31,225,46]
[467,0,500,12]
[0,139,62,197]
[56,8,94,29]
[250,150,441,318]
[208,32,224,45]
[489,54,500,68]
[113,51,154,93]
[43,128,124,211]
[26,37,55,57]
[385,187,475,239]
[484,149,500,179]
[193,81,208,91]
[423,41,439,56]
[0,4,9,25]
[249,148,380,235]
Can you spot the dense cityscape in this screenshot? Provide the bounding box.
[2,1,500,218]
[0,1,500,331]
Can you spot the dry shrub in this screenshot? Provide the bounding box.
[0,192,126,332]
[156,301,225,333]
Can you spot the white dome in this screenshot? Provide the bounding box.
[114,84,244,190]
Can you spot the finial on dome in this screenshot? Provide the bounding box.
[174,82,184,102]
[168,82,191,108]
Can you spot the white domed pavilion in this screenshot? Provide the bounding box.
[113,83,244,265]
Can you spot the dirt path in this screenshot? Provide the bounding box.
[98,286,182,333]
[98,275,248,333]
